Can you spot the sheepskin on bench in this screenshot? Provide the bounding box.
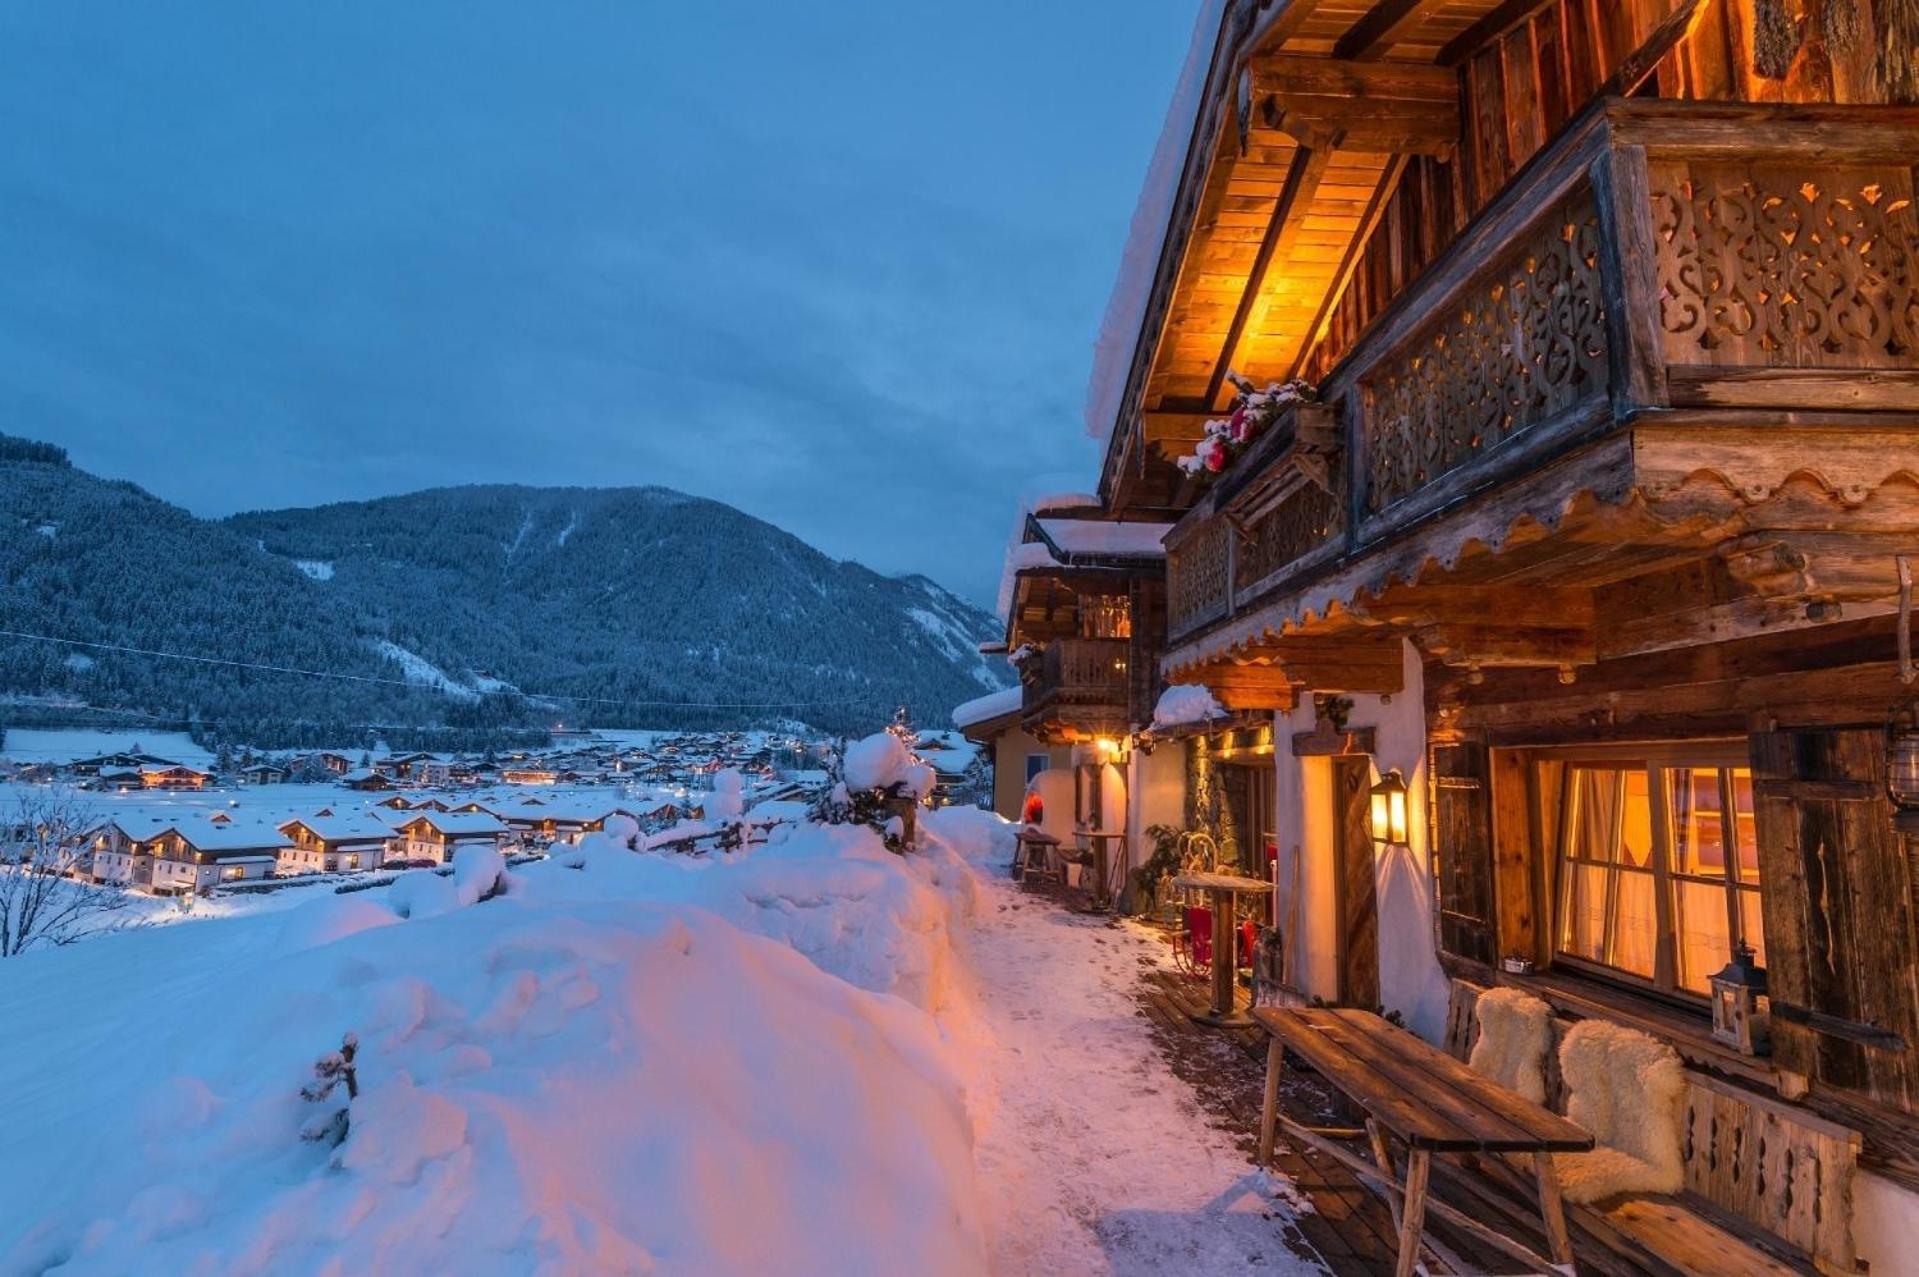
[1553,1019,1687,1204]
[1466,986,1555,1104]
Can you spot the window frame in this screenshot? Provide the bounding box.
[1542,741,1759,1004]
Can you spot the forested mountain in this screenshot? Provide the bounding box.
[0,437,1006,746]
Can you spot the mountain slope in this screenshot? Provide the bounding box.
[0,439,1006,744]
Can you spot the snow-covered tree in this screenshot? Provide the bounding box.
[808,720,935,852]
[0,787,129,957]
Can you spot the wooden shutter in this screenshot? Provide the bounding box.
[1751,728,1919,1114]
[1432,741,1498,967]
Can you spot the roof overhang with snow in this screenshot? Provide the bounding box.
[952,686,1022,740]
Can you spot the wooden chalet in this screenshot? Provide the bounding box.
[1044,0,1919,1271]
[277,814,393,874]
[147,821,283,893]
[387,812,507,865]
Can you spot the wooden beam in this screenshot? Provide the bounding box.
[1333,0,1441,62]
[1292,153,1408,379]
[1262,0,1332,48]
[1240,635,1407,694]
[1416,623,1596,670]
[1439,0,1553,66]
[1595,0,1711,98]
[1246,53,1459,102]
[1204,143,1336,408]
[1173,664,1300,712]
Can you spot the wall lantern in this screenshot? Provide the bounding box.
[1368,769,1409,849]
[1889,711,1919,834]
[1708,941,1770,1056]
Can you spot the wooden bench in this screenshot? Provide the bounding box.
[1255,1006,1594,1277]
[1445,978,1861,1276]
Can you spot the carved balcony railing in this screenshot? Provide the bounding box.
[1162,98,1919,646]
[1021,638,1130,738]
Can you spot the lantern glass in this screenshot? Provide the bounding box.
[1890,726,1919,809]
[1368,770,1409,848]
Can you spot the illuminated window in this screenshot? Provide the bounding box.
[1554,756,1764,997]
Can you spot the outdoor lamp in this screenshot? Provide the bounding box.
[1889,715,1919,833]
[1368,769,1408,849]
[1708,942,1770,1055]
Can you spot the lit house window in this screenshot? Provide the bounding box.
[1555,757,1764,997]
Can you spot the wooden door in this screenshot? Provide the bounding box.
[1333,756,1381,1010]
[1751,727,1919,1113]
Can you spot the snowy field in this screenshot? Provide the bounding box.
[0,802,1320,1275]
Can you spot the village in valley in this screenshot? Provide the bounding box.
[0,724,986,902]
[6,0,1919,1275]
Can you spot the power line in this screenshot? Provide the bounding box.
[0,627,894,712]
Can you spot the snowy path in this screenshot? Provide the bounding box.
[958,873,1326,1276]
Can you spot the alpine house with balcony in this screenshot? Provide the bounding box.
[1000,0,1919,1270]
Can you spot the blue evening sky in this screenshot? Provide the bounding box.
[0,1,1198,607]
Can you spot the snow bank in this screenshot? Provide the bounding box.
[527,818,974,1015]
[1,853,988,1275]
[1152,683,1227,729]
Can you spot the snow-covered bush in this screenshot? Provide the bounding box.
[386,868,459,920]
[810,716,934,852]
[450,844,510,905]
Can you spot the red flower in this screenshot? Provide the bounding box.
[1202,440,1227,472]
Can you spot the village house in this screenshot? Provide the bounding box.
[310,751,354,775]
[990,1,1919,1272]
[147,820,283,893]
[339,767,391,792]
[385,811,508,865]
[84,816,171,888]
[961,496,1187,891]
[500,763,559,785]
[137,762,212,791]
[953,686,1070,821]
[373,751,436,782]
[238,761,287,785]
[276,814,393,875]
[487,800,629,846]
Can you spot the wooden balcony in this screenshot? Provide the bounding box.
[1166,97,1919,653]
[1021,638,1131,742]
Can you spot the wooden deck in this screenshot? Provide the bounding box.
[1012,884,1651,1275]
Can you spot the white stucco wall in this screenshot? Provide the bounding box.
[1855,1171,1919,1277]
[1270,640,1451,1043]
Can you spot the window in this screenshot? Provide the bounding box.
[1554,754,1764,997]
[1024,753,1048,784]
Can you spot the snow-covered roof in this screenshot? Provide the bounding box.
[395,812,507,837]
[1034,519,1169,560]
[1026,492,1100,516]
[279,814,394,844]
[1084,0,1234,452]
[172,821,289,854]
[952,686,1022,732]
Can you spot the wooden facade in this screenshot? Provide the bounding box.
[1066,0,1919,1265]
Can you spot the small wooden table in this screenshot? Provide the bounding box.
[1076,828,1125,912]
[1171,871,1273,1027]
[1011,828,1060,883]
[1254,1007,1594,1277]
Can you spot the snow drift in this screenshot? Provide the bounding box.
[0,815,992,1276]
